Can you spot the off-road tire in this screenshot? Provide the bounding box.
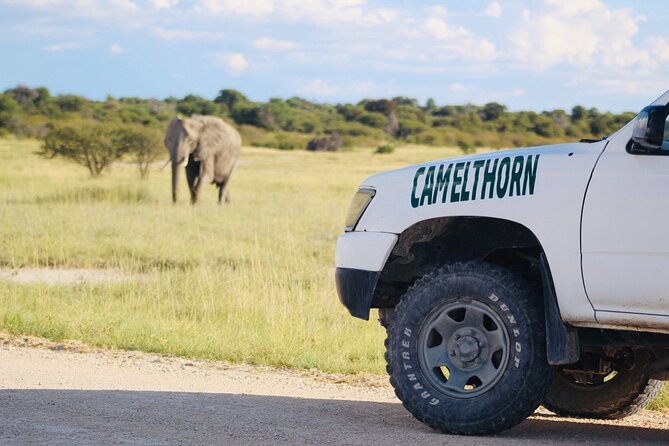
[385,262,553,435]
[543,351,664,419]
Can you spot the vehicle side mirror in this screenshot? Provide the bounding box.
[629,105,669,153]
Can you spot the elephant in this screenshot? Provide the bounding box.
[164,115,242,204]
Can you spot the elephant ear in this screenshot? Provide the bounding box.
[194,118,229,160]
[183,118,205,140]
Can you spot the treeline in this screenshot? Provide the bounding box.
[0,85,637,151]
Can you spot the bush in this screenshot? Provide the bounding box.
[176,95,219,116]
[375,143,395,154]
[55,94,86,112]
[40,123,134,176]
[0,93,19,128]
[357,112,387,128]
[114,125,164,178]
[0,83,640,151]
[457,138,475,154]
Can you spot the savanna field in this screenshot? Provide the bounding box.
[1,137,667,410]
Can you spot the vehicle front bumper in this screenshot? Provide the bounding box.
[335,268,381,319]
[335,232,398,320]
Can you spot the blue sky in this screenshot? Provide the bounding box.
[0,0,668,112]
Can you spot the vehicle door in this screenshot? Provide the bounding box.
[581,92,669,328]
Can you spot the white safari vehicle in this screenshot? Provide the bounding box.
[335,90,669,435]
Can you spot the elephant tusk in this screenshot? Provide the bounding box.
[160,159,171,170]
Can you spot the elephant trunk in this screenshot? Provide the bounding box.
[171,161,179,203]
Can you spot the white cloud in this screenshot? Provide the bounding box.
[597,79,654,95]
[252,37,296,51]
[1,0,63,6]
[151,0,178,8]
[425,18,468,40]
[282,1,396,26]
[331,0,364,7]
[194,0,396,26]
[215,52,248,75]
[545,0,601,16]
[511,1,648,70]
[7,0,397,29]
[648,36,669,63]
[424,17,497,62]
[0,0,151,23]
[484,1,502,18]
[42,41,82,51]
[111,0,139,10]
[426,5,447,18]
[109,43,124,54]
[196,0,274,16]
[154,27,224,41]
[448,82,471,93]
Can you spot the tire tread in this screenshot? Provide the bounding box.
[385,261,552,435]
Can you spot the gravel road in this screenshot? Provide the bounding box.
[0,335,667,445]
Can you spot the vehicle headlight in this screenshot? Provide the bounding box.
[344,188,375,231]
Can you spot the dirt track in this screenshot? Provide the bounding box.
[0,335,667,445]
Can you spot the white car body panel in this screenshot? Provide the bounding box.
[581,94,669,328]
[335,232,398,271]
[353,142,605,324]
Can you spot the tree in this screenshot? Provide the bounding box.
[571,105,586,121]
[6,85,39,108]
[40,123,132,176]
[0,93,19,128]
[358,112,387,128]
[176,95,218,116]
[214,89,249,112]
[261,98,293,130]
[392,96,419,107]
[362,99,397,115]
[55,94,86,112]
[231,103,264,127]
[481,102,506,121]
[114,125,164,178]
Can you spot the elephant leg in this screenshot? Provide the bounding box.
[190,177,200,203]
[185,156,201,204]
[193,158,214,204]
[218,161,237,205]
[217,183,224,205]
[217,181,232,204]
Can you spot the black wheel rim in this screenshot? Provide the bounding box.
[417,299,510,398]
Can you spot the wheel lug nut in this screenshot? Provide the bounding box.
[479,341,486,348]
[474,358,481,365]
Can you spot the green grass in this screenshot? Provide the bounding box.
[0,137,463,374]
[0,137,667,409]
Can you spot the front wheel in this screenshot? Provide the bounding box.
[385,262,553,435]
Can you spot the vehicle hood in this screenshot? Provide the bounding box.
[360,142,600,189]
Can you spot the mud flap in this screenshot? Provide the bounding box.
[540,254,580,365]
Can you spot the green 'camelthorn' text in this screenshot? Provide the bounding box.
[411,154,540,208]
